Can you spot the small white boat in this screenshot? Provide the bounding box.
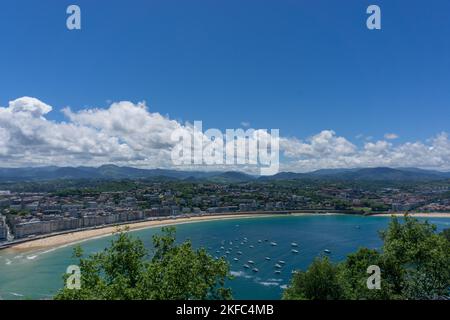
[291,242,298,247]
[270,242,278,246]
[324,249,331,254]
[265,257,271,261]
[243,264,250,269]
[279,260,286,265]
[233,258,239,262]
[249,245,254,248]
[225,251,230,255]
[252,268,259,273]
[220,246,225,250]
[258,240,262,243]
[274,264,282,269]
[274,270,281,274]
[291,249,299,254]
[248,260,255,265]
[237,251,243,255]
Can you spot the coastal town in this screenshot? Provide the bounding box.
[1,179,450,244]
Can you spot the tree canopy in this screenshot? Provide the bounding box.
[54,226,232,300]
[284,216,450,300]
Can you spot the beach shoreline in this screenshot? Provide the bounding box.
[2,213,280,252]
[370,212,450,218]
[2,211,449,253]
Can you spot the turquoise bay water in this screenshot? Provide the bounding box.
[0,215,449,300]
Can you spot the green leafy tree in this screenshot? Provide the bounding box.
[441,228,450,242]
[337,247,402,299]
[54,227,232,300]
[380,216,450,299]
[283,216,450,300]
[283,257,344,300]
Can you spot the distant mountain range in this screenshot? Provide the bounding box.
[0,165,254,183]
[0,165,449,182]
[261,167,450,181]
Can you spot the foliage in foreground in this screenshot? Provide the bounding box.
[283,216,450,300]
[54,227,232,300]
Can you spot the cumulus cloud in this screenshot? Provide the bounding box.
[8,97,53,118]
[0,98,179,167]
[0,96,450,173]
[280,131,450,172]
[384,133,399,140]
[281,130,356,159]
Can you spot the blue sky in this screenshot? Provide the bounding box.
[0,1,450,171]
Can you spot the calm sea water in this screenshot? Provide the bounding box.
[0,215,449,300]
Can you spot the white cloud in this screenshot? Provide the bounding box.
[280,131,450,172]
[0,98,179,167]
[9,97,52,118]
[384,133,399,140]
[280,130,356,159]
[1,96,450,173]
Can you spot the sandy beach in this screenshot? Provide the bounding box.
[5,213,277,252]
[373,212,450,218]
[4,211,449,252]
